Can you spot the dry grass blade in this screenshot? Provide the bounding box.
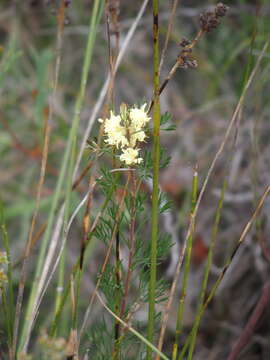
[37,188,92,311]
[12,2,67,356]
[203,185,270,316]
[155,37,270,357]
[34,167,131,322]
[12,116,51,357]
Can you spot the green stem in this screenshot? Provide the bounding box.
[179,180,268,360]
[19,0,104,352]
[0,199,14,354]
[186,180,227,360]
[54,132,76,330]
[172,170,198,360]
[147,0,160,358]
[54,0,104,319]
[112,231,121,360]
[1,289,12,353]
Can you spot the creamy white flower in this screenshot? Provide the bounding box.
[103,111,128,148]
[129,103,150,129]
[120,147,143,165]
[99,105,150,166]
[129,128,147,147]
[104,112,121,133]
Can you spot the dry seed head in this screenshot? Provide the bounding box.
[186,59,198,68]
[215,3,229,17]
[199,11,220,32]
[179,37,191,47]
[199,3,228,33]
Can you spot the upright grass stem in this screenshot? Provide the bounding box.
[55,0,104,319]
[172,170,198,360]
[146,0,160,358]
[0,200,14,358]
[15,1,65,353]
[18,0,104,353]
[178,185,270,360]
[112,230,121,360]
[186,180,227,360]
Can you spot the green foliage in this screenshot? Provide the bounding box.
[97,167,118,196]
[138,145,171,180]
[99,264,123,310]
[87,318,114,359]
[0,38,22,87]
[160,112,177,131]
[158,191,173,214]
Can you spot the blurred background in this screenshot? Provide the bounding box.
[1,1,270,359]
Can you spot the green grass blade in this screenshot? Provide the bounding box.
[172,170,198,360]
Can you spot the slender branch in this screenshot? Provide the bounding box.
[148,29,204,114]
[159,0,180,74]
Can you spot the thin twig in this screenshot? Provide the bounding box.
[148,29,204,114]
[159,0,180,74]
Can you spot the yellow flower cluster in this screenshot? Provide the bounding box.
[99,103,150,166]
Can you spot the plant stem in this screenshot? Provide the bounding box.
[146,0,160,358]
[54,0,104,319]
[178,185,270,360]
[120,172,137,318]
[19,0,104,352]
[187,180,227,360]
[172,170,198,360]
[0,200,14,358]
[112,230,121,360]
